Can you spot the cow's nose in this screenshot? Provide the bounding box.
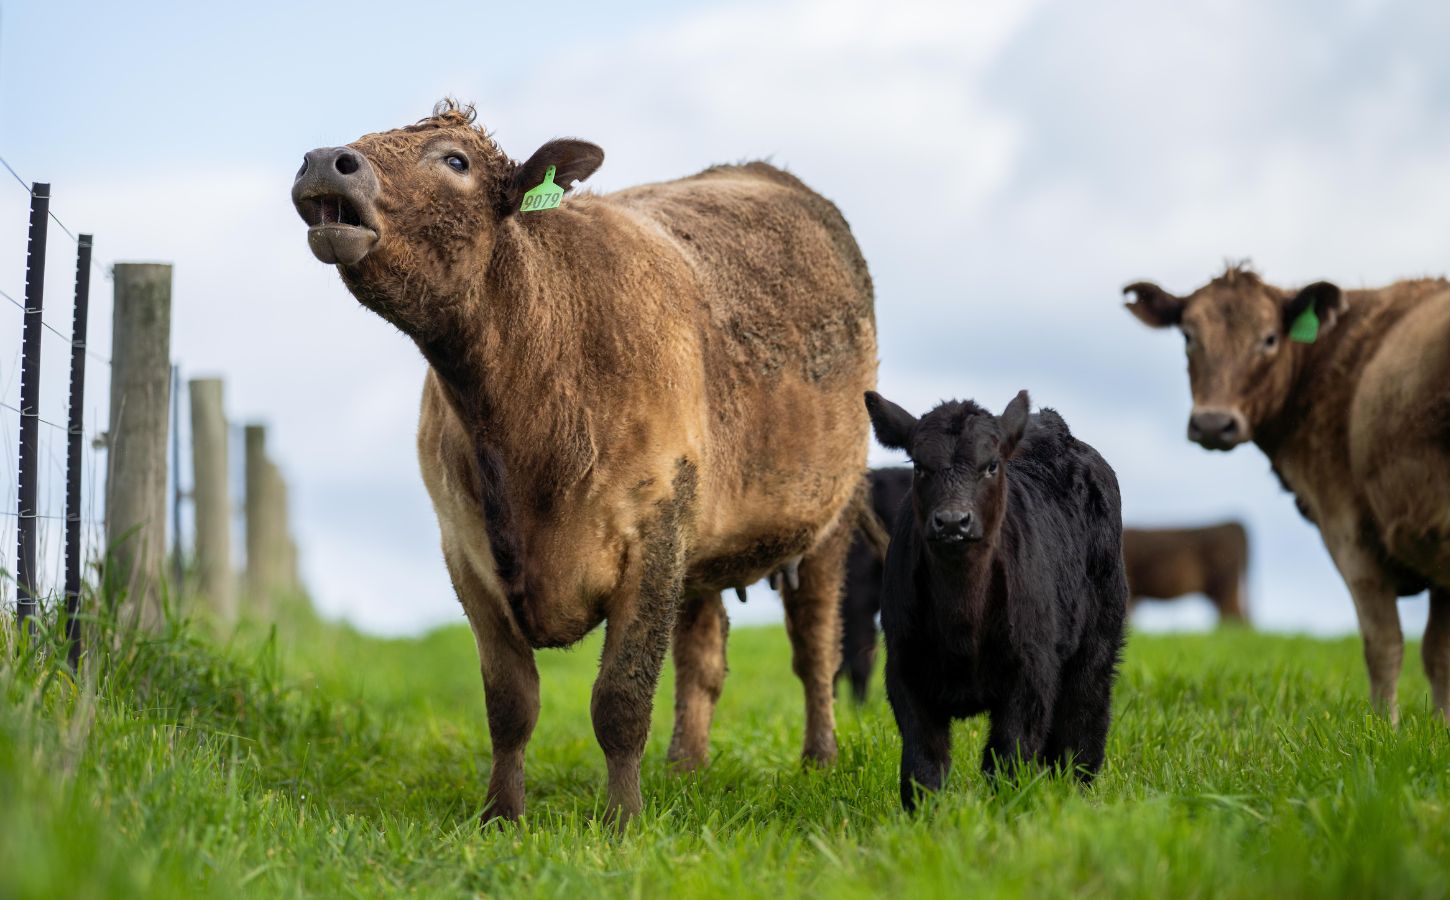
[1187,409,1246,449]
[930,509,973,541]
[295,147,367,183]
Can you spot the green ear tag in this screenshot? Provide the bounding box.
[520,165,564,212]
[1289,306,1320,343]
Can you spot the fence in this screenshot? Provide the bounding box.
[1,155,303,662]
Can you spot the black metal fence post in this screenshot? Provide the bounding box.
[15,182,50,630]
[65,234,93,665]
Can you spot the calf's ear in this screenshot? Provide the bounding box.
[505,138,605,213]
[1282,281,1345,336]
[864,392,918,452]
[999,390,1030,458]
[1123,282,1185,328]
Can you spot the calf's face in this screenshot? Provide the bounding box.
[1124,271,1345,450]
[291,101,603,333]
[864,391,1029,554]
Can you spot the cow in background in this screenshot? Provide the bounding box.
[1124,522,1249,623]
[1126,264,1450,722]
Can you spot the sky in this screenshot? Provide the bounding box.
[0,0,1447,638]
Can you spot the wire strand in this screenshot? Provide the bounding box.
[0,151,110,277]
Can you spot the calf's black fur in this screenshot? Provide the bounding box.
[836,467,913,703]
[865,389,1127,811]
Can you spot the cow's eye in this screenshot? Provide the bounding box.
[1183,331,1195,351]
[444,154,469,173]
[983,460,999,477]
[1262,332,1278,351]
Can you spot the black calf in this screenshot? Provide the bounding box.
[836,467,913,703]
[865,389,1127,811]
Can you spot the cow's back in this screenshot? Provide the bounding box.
[611,164,878,586]
[1348,283,1450,580]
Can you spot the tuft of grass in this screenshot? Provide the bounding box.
[1,603,1446,898]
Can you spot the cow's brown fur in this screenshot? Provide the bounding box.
[1123,522,1249,623]
[326,102,877,821]
[1126,265,1450,721]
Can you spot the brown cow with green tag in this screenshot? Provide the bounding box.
[291,101,878,823]
[1125,264,1450,722]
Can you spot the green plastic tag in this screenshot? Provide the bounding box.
[520,165,563,212]
[1289,306,1319,343]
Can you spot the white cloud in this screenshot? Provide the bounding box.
[3,0,1443,640]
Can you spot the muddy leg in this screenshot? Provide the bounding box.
[1333,542,1403,722]
[447,549,539,823]
[782,518,851,765]
[667,590,729,769]
[1424,587,1450,721]
[591,472,692,824]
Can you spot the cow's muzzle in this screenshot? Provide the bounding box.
[1187,407,1250,450]
[292,146,380,266]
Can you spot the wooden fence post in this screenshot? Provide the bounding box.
[245,424,281,613]
[189,378,233,620]
[105,263,172,628]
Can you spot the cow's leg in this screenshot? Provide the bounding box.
[667,589,729,770]
[1332,542,1403,722]
[591,479,691,824]
[1424,587,1450,721]
[446,548,539,823]
[782,517,851,765]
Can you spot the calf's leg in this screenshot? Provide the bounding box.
[667,590,729,769]
[782,518,852,764]
[839,588,879,705]
[886,662,951,812]
[446,549,539,823]
[982,675,1056,782]
[1043,647,1119,783]
[1424,587,1450,721]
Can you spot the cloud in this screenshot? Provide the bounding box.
[2,0,1442,639]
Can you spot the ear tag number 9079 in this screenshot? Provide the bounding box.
[521,165,564,212]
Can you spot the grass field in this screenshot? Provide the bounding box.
[2,604,1448,899]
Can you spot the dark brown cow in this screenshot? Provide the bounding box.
[1126,265,1450,721]
[291,101,878,822]
[1123,522,1249,623]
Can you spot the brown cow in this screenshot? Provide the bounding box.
[1123,522,1249,623]
[1125,264,1450,721]
[291,102,878,822]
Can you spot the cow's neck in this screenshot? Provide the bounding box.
[919,540,996,647]
[413,216,602,498]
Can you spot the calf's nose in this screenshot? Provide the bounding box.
[1187,408,1246,449]
[930,509,974,540]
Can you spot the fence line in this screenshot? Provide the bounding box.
[2,148,306,644]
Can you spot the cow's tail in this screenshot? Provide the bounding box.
[853,475,890,561]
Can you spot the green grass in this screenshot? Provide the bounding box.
[2,603,1447,899]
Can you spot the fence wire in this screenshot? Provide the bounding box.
[0,154,113,614]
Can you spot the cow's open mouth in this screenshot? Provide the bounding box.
[299,195,364,228]
[298,194,378,265]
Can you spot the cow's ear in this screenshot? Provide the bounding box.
[1282,281,1345,337]
[1124,282,1185,328]
[865,392,918,453]
[504,139,604,214]
[999,390,1030,458]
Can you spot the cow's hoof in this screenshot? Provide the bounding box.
[480,800,524,827]
[801,736,838,767]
